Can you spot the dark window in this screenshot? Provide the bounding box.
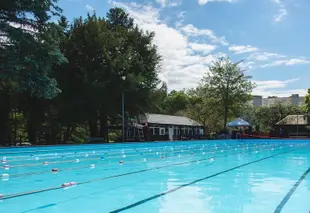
[160,128,165,135]
[154,128,160,135]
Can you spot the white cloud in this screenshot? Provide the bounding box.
[248,52,285,61]
[85,4,94,11]
[109,1,219,91]
[198,0,234,6]
[189,43,217,54]
[261,58,310,67]
[156,0,166,7]
[108,0,309,95]
[272,0,287,22]
[254,78,300,90]
[239,61,255,70]
[253,78,307,97]
[274,8,287,22]
[286,58,310,65]
[181,24,229,46]
[156,0,182,7]
[229,45,259,54]
[175,11,186,27]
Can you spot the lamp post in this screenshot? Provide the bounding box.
[121,76,126,142]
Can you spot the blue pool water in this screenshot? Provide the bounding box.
[0,140,310,213]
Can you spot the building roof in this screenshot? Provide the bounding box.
[140,113,203,127]
[276,115,309,125]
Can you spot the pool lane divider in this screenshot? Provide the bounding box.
[0,143,303,201]
[3,142,258,168]
[1,143,264,180]
[109,146,307,213]
[273,167,310,213]
[0,142,162,155]
[3,142,256,163]
[0,143,299,182]
[1,141,284,163]
[0,141,233,157]
[4,143,281,179]
[3,143,250,179]
[2,142,231,165]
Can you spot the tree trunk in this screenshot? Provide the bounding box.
[100,113,108,142]
[0,93,10,146]
[27,117,37,144]
[26,97,45,145]
[223,105,228,131]
[88,111,99,137]
[50,125,57,145]
[64,126,72,143]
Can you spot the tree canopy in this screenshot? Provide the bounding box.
[305,88,310,113]
[201,57,255,130]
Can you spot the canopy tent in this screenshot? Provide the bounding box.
[227,118,250,127]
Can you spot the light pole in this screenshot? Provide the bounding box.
[122,76,126,142]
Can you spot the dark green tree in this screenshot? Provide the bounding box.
[56,9,160,141]
[163,90,189,115]
[0,0,66,145]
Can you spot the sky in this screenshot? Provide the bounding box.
[58,0,310,97]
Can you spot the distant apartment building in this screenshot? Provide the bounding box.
[251,94,305,107]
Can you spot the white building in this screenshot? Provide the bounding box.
[251,94,305,107]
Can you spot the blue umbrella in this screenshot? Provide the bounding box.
[227,118,250,127]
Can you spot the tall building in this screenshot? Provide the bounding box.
[251,94,305,107]
[252,95,263,107]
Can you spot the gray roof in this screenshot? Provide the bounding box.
[141,113,203,127]
[276,115,309,125]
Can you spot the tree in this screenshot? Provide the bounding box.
[148,82,168,114]
[245,103,305,132]
[0,0,66,145]
[201,57,255,130]
[177,87,222,132]
[163,90,189,115]
[55,9,160,141]
[305,88,310,113]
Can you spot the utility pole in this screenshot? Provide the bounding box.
[121,76,126,142]
[122,91,125,142]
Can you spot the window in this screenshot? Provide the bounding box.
[154,128,160,135]
[196,128,199,135]
[149,127,154,135]
[160,128,165,135]
[184,128,188,135]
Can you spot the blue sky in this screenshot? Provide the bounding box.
[58,0,310,97]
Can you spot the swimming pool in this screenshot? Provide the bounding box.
[0,140,309,213]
